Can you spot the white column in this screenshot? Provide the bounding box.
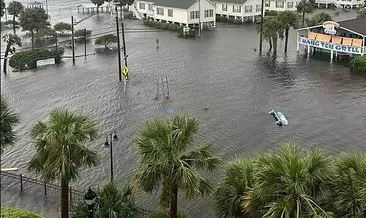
[307,45,310,58]
[362,37,365,56]
[330,50,333,62]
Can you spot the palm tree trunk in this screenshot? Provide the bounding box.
[31,30,34,49]
[3,44,11,74]
[269,39,272,51]
[170,185,178,218]
[302,11,305,27]
[61,180,69,218]
[97,6,99,14]
[284,27,289,53]
[12,15,16,35]
[273,35,278,55]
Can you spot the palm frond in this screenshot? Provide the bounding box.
[0,96,20,154]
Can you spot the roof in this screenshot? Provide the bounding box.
[338,18,366,36]
[212,0,247,4]
[151,0,197,9]
[28,1,44,5]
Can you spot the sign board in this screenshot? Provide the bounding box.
[36,58,56,67]
[122,66,129,80]
[299,37,362,54]
[322,21,339,35]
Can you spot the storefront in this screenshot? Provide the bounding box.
[295,18,366,62]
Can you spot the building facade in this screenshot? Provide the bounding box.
[295,18,366,62]
[214,0,262,22]
[133,0,216,28]
[315,0,364,8]
[264,0,299,11]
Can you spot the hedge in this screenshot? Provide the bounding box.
[9,47,65,71]
[350,56,366,75]
[1,207,44,218]
[143,20,182,32]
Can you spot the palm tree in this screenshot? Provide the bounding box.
[278,11,297,53]
[214,159,255,218]
[7,1,24,34]
[28,108,99,218]
[357,8,366,18]
[72,182,137,218]
[307,12,332,26]
[297,0,313,27]
[0,96,20,154]
[243,143,331,217]
[258,16,283,55]
[3,34,21,74]
[328,153,366,217]
[133,114,221,218]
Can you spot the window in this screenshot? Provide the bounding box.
[256,4,262,12]
[168,9,173,17]
[148,4,153,10]
[287,1,294,7]
[265,2,270,7]
[190,11,199,19]
[204,9,214,17]
[222,4,228,11]
[139,3,145,9]
[276,1,284,8]
[233,5,241,13]
[245,5,252,12]
[156,7,164,15]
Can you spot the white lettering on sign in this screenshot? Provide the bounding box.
[322,21,339,35]
[36,58,56,67]
[299,37,362,54]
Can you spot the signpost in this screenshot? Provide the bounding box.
[36,58,56,67]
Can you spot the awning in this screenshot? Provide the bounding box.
[342,37,352,46]
[352,39,362,48]
[316,33,331,43]
[308,32,317,40]
[332,36,342,44]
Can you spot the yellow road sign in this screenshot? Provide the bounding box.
[122,66,129,80]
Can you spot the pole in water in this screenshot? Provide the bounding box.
[156,39,159,49]
[71,16,75,65]
[115,7,122,81]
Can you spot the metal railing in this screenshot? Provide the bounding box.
[0,171,152,217]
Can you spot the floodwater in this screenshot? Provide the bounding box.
[1,1,365,217]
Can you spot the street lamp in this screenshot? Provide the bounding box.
[84,187,97,218]
[104,131,118,181]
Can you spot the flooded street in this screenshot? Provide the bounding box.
[1,0,366,217]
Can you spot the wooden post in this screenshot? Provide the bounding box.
[44,182,47,195]
[20,174,23,192]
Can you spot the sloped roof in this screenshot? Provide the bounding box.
[338,17,366,36]
[212,0,247,4]
[151,0,197,9]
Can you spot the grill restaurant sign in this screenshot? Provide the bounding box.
[322,21,339,35]
[299,37,362,54]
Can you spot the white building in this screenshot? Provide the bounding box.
[214,0,262,22]
[315,0,364,8]
[264,0,299,11]
[133,0,216,28]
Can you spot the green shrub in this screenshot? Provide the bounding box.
[74,29,92,39]
[143,20,182,32]
[9,47,65,71]
[1,207,43,218]
[95,34,118,48]
[350,56,366,75]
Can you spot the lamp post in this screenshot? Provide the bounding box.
[84,187,97,218]
[104,131,118,181]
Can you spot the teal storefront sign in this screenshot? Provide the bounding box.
[299,37,362,54]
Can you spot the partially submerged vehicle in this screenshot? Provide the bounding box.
[269,110,288,126]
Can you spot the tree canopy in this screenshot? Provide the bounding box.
[19,7,49,32]
[307,12,332,26]
[0,95,20,154]
[54,22,72,35]
[0,0,5,17]
[7,1,23,17]
[357,8,366,18]
[95,34,118,48]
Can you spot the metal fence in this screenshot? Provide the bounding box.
[0,171,151,217]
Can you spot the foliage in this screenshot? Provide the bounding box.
[149,208,187,218]
[297,0,313,26]
[350,56,366,75]
[8,1,24,33]
[257,16,284,54]
[277,11,297,53]
[3,34,22,74]
[9,47,64,71]
[0,0,5,17]
[328,153,366,217]
[114,0,134,6]
[72,182,138,218]
[54,22,72,36]
[1,207,43,218]
[0,96,20,154]
[91,0,105,13]
[95,34,118,48]
[143,20,182,32]
[357,8,366,18]
[307,12,332,26]
[74,29,92,38]
[133,114,221,218]
[1,20,19,30]
[242,143,331,217]
[19,7,49,47]
[214,159,255,218]
[35,27,57,39]
[265,10,279,16]
[27,108,99,218]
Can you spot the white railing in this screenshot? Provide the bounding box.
[132,5,143,20]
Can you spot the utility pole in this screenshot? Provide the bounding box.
[84,28,87,58]
[259,0,265,54]
[121,22,128,67]
[71,16,75,65]
[198,0,201,37]
[115,7,122,81]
